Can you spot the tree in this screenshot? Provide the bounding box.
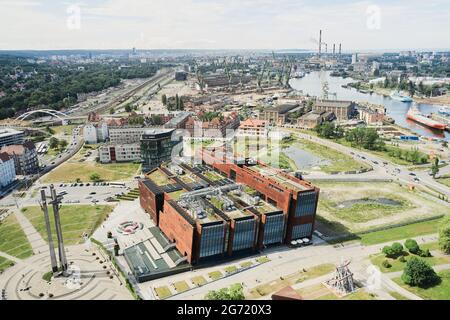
[58,139,68,152]
[109,108,115,115]
[401,257,440,287]
[382,242,404,258]
[438,215,450,254]
[404,239,420,254]
[205,284,245,300]
[161,94,167,106]
[124,103,132,112]
[431,157,440,178]
[90,173,102,182]
[49,137,59,149]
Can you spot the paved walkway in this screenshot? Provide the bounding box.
[13,209,47,255]
[0,251,22,264]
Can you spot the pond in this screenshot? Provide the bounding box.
[283,145,330,170]
[337,198,403,209]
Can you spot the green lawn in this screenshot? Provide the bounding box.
[256,256,271,264]
[371,250,450,273]
[289,139,371,173]
[224,266,238,274]
[173,280,190,293]
[358,218,443,245]
[208,271,223,281]
[191,276,207,287]
[436,176,450,188]
[43,158,141,183]
[248,263,335,299]
[240,261,253,268]
[155,286,172,299]
[0,256,14,272]
[389,291,410,300]
[0,214,33,259]
[21,205,114,245]
[394,270,450,300]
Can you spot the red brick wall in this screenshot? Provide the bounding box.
[138,180,159,225]
[159,202,195,264]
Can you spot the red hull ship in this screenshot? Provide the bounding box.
[406,107,447,131]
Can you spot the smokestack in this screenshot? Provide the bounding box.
[339,43,342,55]
[319,29,322,57]
[333,44,336,56]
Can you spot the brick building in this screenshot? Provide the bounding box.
[313,100,355,121]
[138,151,319,265]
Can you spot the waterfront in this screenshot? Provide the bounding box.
[290,71,450,140]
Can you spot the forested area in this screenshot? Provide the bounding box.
[0,56,160,119]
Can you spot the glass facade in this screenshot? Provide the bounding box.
[199,223,225,258]
[295,191,317,217]
[232,219,256,251]
[263,213,285,245]
[291,223,313,239]
[141,131,174,172]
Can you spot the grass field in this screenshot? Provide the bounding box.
[21,204,114,245]
[51,125,76,136]
[247,263,335,299]
[289,139,371,173]
[173,280,190,293]
[154,286,172,299]
[314,181,448,235]
[208,271,223,281]
[370,248,450,273]
[224,266,238,274]
[358,218,444,245]
[295,283,377,300]
[436,175,450,188]
[389,291,410,300]
[0,256,14,272]
[394,270,450,300]
[191,276,207,287]
[0,214,33,259]
[42,160,141,183]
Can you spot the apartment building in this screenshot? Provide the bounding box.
[0,152,16,189]
[83,122,109,144]
[0,141,39,175]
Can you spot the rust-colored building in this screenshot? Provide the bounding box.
[138,155,319,265]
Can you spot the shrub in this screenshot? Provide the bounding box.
[401,257,440,288]
[382,242,404,259]
[438,215,450,254]
[399,256,406,263]
[405,239,420,254]
[382,260,392,268]
[419,249,431,258]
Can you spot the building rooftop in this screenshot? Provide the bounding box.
[266,104,299,114]
[315,100,354,108]
[0,128,23,138]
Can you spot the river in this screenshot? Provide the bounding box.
[289,70,449,140]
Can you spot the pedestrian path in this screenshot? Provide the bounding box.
[13,209,47,255]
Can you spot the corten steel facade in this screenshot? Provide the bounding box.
[199,150,320,244]
[138,157,319,265]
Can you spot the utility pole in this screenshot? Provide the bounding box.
[50,185,68,273]
[40,189,58,272]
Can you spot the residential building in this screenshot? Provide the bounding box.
[98,144,141,163]
[185,113,240,138]
[138,152,319,266]
[83,122,109,144]
[313,100,355,121]
[140,129,175,172]
[0,152,16,189]
[108,126,147,144]
[236,119,269,137]
[0,128,25,148]
[0,142,39,175]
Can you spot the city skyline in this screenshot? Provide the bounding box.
[1,0,449,51]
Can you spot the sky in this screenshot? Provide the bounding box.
[0,0,449,51]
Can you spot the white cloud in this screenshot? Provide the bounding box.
[0,0,448,50]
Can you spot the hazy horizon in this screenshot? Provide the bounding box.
[1,0,449,51]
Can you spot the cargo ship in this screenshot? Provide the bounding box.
[406,107,447,131]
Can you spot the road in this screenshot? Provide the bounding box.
[282,128,450,198]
